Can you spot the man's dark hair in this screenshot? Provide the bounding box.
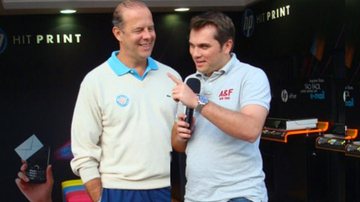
[190,11,235,48]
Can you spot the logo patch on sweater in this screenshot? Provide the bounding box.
[116,95,129,107]
[219,88,234,100]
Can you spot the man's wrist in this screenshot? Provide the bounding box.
[195,95,209,113]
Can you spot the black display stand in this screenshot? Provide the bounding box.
[261,122,329,202]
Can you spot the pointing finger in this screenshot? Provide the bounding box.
[167,73,182,85]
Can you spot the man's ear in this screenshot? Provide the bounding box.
[112,26,122,42]
[224,39,234,53]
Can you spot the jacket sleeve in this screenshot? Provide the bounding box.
[70,75,103,184]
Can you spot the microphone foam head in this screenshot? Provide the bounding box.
[186,78,201,94]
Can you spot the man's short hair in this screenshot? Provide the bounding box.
[190,11,235,47]
[112,0,149,28]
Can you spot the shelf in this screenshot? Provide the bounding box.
[345,142,360,157]
[316,128,358,153]
[344,129,360,157]
[261,121,329,143]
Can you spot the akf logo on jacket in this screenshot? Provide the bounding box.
[0,27,8,54]
[219,88,234,100]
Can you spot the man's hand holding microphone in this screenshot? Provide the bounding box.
[167,73,201,143]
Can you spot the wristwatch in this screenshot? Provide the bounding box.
[195,95,209,112]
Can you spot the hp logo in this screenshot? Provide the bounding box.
[0,28,8,54]
[241,8,255,38]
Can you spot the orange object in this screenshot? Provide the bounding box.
[345,128,358,140]
[262,121,329,143]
